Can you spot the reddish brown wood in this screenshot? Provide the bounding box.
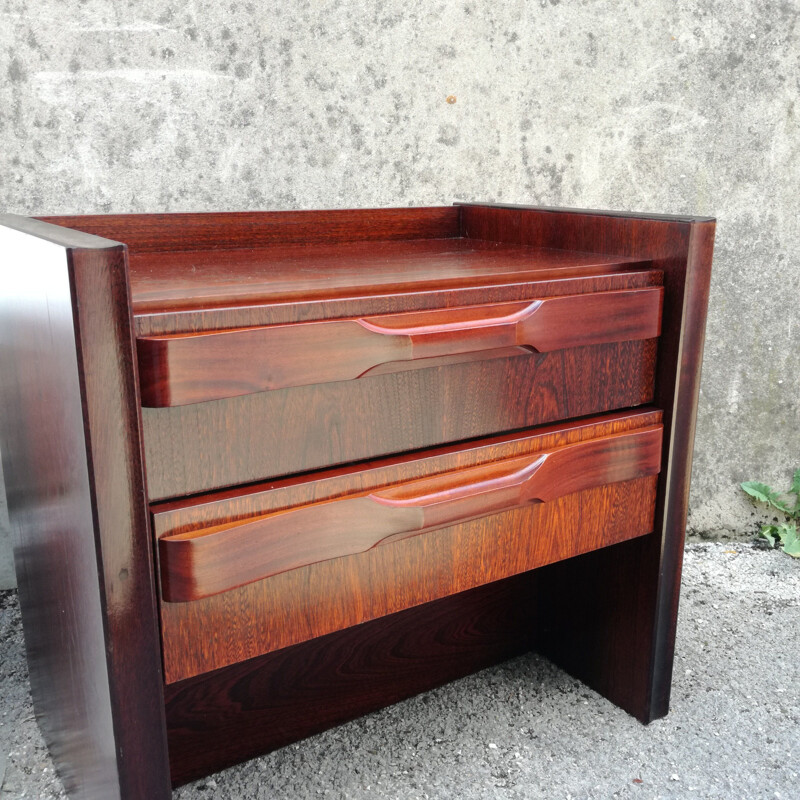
[459,203,716,722]
[142,338,658,500]
[154,409,662,682]
[159,424,662,602]
[42,206,461,252]
[138,286,663,407]
[164,571,541,785]
[160,478,657,684]
[134,265,661,337]
[0,215,171,799]
[128,241,649,313]
[2,205,714,790]
[126,238,650,315]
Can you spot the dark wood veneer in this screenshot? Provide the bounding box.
[133,266,661,337]
[138,287,662,407]
[158,423,662,602]
[1,203,714,796]
[126,238,650,314]
[0,215,170,799]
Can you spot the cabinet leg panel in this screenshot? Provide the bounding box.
[531,534,668,723]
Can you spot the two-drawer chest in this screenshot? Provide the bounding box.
[0,204,715,799]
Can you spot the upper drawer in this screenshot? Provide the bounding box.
[137,287,662,406]
[132,239,663,500]
[140,280,663,500]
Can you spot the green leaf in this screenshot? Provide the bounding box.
[759,525,779,547]
[768,495,796,515]
[775,523,794,540]
[778,524,800,558]
[790,469,800,496]
[741,481,776,504]
[791,470,800,515]
[741,480,800,516]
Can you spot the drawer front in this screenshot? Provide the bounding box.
[153,409,663,682]
[138,288,662,406]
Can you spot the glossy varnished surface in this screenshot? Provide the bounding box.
[0,227,119,798]
[459,203,716,721]
[66,246,171,796]
[138,286,663,406]
[0,216,171,799]
[158,424,662,602]
[126,239,649,315]
[154,409,662,682]
[134,265,661,336]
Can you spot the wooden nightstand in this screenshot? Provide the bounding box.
[0,204,715,799]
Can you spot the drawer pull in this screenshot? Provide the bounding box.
[138,287,663,406]
[159,425,663,602]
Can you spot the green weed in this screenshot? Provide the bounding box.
[741,470,800,558]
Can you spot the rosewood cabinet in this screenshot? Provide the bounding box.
[0,204,715,798]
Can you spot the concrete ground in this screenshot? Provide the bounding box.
[1,542,798,800]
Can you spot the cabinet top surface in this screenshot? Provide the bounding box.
[127,237,649,315]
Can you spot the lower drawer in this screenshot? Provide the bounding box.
[152,408,663,683]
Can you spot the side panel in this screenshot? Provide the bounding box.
[460,204,715,721]
[0,230,119,797]
[0,217,171,798]
[69,247,172,798]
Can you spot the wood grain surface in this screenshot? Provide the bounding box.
[0,216,171,799]
[164,571,542,785]
[126,238,651,314]
[41,206,461,252]
[142,337,658,500]
[138,287,663,407]
[154,409,662,682]
[158,424,662,602]
[459,203,716,721]
[133,265,661,337]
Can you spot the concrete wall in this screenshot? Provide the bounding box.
[2,1,798,584]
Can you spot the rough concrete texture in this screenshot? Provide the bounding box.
[1,1,799,565]
[1,542,798,799]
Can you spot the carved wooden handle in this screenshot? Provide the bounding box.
[159,425,663,602]
[138,287,663,406]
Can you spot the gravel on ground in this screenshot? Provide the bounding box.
[1,542,798,800]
